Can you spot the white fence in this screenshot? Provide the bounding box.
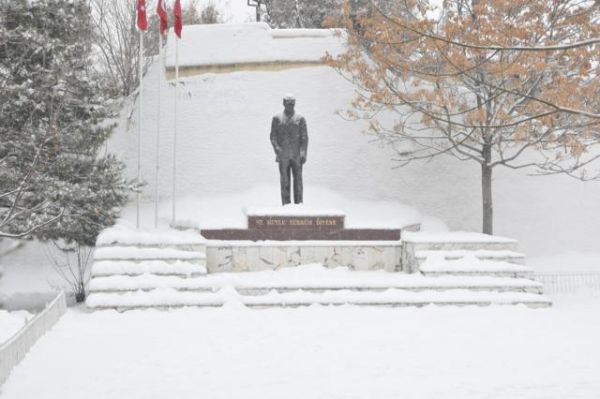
[0,291,67,386]
[536,273,600,295]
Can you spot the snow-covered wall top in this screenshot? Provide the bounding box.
[164,23,345,68]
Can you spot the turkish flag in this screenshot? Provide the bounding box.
[137,0,148,31]
[174,0,182,38]
[157,0,168,35]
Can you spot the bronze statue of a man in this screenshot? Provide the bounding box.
[270,94,308,205]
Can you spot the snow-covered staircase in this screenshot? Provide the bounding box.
[86,226,208,308]
[404,232,533,276]
[86,265,549,309]
[402,232,549,306]
[86,228,551,310]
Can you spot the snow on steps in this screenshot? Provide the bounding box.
[90,226,208,299]
[415,249,526,266]
[95,225,205,251]
[403,231,519,251]
[419,255,534,278]
[403,232,522,273]
[88,270,543,294]
[94,247,206,264]
[86,265,551,309]
[87,229,550,309]
[420,263,533,278]
[86,287,551,309]
[92,260,207,277]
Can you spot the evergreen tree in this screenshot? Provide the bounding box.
[0,0,131,247]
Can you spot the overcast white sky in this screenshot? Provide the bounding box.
[190,0,256,23]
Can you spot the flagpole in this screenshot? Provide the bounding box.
[154,33,163,229]
[172,36,179,225]
[137,30,144,230]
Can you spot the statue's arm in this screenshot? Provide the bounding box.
[270,116,281,155]
[300,117,308,163]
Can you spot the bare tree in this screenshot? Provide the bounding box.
[90,0,211,98]
[326,0,600,234]
[199,2,222,24]
[46,242,93,303]
[89,0,154,98]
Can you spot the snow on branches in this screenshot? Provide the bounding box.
[326,0,600,233]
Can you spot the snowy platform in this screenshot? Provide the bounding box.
[244,205,346,217]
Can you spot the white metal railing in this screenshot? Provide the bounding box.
[536,272,600,295]
[0,291,67,386]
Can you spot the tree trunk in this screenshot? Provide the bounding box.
[481,159,493,235]
[75,290,86,303]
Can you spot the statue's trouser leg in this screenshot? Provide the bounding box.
[291,160,303,204]
[279,159,292,205]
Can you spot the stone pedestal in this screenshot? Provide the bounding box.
[206,241,403,273]
[201,208,420,273]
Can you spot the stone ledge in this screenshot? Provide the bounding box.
[200,228,401,241]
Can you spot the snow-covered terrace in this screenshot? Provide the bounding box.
[164,23,345,77]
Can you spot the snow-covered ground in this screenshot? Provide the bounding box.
[528,252,600,273]
[149,185,437,230]
[0,241,67,298]
[0,310,31,343]
[2,297,600,398]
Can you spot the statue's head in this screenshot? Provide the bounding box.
[283,94,295,114]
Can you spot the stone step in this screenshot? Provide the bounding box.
[415,250,525,266]
[96,242,205,252]
[93,246,206,264]
[96,226,205,252]
[91,260,207,277]
[419,259,534,278]
[85,288,551,309]
[88,274,543,294]
[403,232,519,251]
[421,270,534,278]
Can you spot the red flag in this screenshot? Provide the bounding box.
[157,0,168,36]
[137,0,148,31]
[174,0,182,38]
